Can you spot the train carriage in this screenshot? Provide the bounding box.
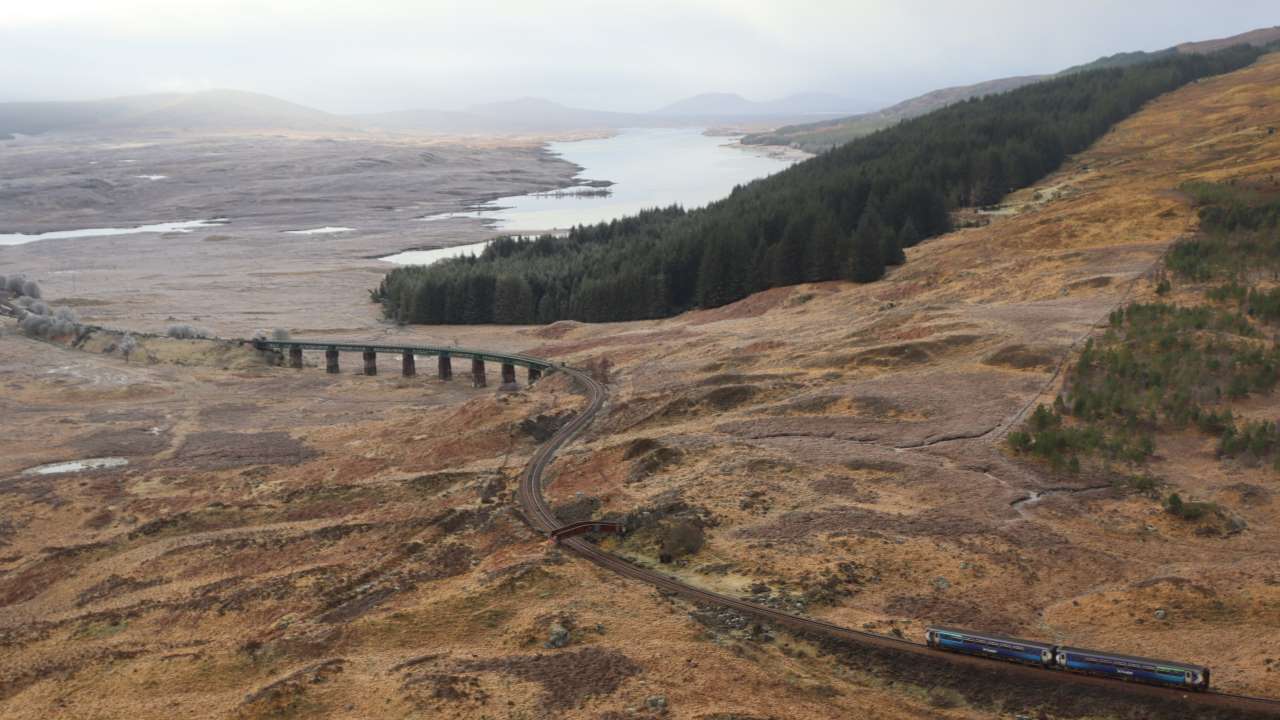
[1056,646,1210,691]
[925,626,1055,667]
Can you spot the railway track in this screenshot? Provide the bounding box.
[517,364,1280,717]
[158,336,1280,715]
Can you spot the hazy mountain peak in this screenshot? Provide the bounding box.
[466,97,573,115]
[0,88,348,135]
[654,92,760,115]
[655,91,863,116]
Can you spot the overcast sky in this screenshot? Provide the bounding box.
[1,1,1275,114]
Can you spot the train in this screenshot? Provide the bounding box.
[925,626,1210,691]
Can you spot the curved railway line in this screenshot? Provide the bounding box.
[188,340,1280,715]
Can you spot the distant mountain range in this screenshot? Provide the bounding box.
[0,90,867,137]
[356,93,867,134]
[0,89,357,135]
[355,97,660,133]
[2,25,1276,141]
[748,25,1280,152]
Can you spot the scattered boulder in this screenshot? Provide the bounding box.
[739,489,772,514]
[546,621,570,649]
[551,493,601,524]
[690,604,772,640]
[457,647,639,710]
[620,494,715,530]
[240,658,346,714]
[626,441,683,484]
[927,687,964,709]
[478,475,506,504]
[743,581,808,614]
[622,437,661,460]
[1226,483,1272,506]
[702,385,756,410]
[801,561,877,605]
[518,412,572,442]
[983,343,1058,371]
[658,520,705,563]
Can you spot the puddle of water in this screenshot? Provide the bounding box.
[0,219,229,247]
[283,226,355,235]
[22,457,128,476]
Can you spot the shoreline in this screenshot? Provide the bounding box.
[727,137,812,163]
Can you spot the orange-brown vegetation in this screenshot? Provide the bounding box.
[3,54,1280,719]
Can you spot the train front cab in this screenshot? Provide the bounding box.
[1055,648,1209,691]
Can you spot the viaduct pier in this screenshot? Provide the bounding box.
[253,340,550,389]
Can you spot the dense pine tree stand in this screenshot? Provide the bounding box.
[374,46,1264,325]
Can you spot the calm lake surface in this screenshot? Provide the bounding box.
[382,127,797,265]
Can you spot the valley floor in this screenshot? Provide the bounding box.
[0,130,576,334]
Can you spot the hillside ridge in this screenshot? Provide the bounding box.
[746,23,1280,152]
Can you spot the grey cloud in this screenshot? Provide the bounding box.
[1,1,1276,114]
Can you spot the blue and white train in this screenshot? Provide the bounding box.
[925,626,1210,691]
